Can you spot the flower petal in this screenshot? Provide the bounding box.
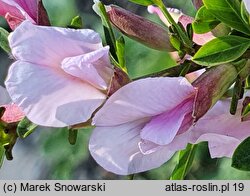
[89,119,182,175]
[5,61,106,127]
[189,98,250,158]
[61,46,113,90]
[9,21,104,67]
[140,97,194,145]
[196,133,240,158]
[192,99,250,140]
[13,0,37,21]
[93,77,195,126]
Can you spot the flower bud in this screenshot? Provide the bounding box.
[37,0,50,26]
[192,63,238,122]
[107,6,175,52]
[107,67,131,97]
[192,0,204,10]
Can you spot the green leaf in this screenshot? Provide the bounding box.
[170,35,182,51]
[192,35,250,66]
[116,36,127,72]
[211,23,231,37]
[232,136,250,171]
[203,0,250,35]
[69,16,83,29]
[0,27,10,53]
[241,0,250,25]
[17,117,37,139]
[242,103,250,117]
[192,6,220,34]
[170,143,197,180]
[68,128,78,145]
[97,1,117,60]
[129,0,162,6]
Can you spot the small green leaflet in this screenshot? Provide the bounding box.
[17,117,37,139]
[192,6,220,34]
[116,36,127,72]
[170,144,197,180]
[0,27,11,53]
[69,16,83,29]
[232,137,250,171]
[97,1,117,60]
[68,128,78,145]
[203,0,250,35]
[192,35,250,67]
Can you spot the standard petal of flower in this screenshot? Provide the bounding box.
[93,77,195,126]
[5,61,106,127]
[61,46,113,90]
[190,99,250,157]
[0,86,11,105]
[191,99,250,139]
[140,97,194,145]
[89,120,180,175]
[196,133,240,158]
[8,21,103,66]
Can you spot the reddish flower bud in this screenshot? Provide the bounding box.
[107,6,175,52]
[192,63,238,122]
[192,0,204,10]
[37,0,51,26]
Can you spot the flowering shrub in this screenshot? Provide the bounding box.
[0,0,250,179]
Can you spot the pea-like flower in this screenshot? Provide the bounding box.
[5,21,114,127]
[89,76,250,175]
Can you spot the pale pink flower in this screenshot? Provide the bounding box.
[90,77,196,174]
[5,21,113,127]
[148,5,215,45]
[0,86,24,123]
[0,0,37,29]
[89,78,250,175]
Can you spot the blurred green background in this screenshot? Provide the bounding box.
[1,0,250,180]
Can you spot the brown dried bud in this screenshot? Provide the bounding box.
[108,6,175,52]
